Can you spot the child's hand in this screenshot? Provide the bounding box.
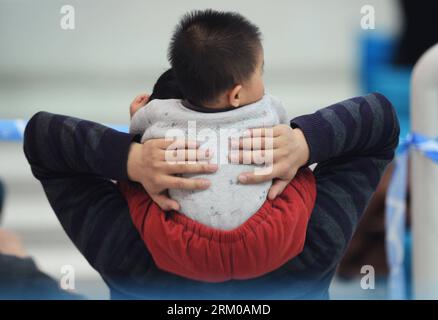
[130,94,150,118]
[231,124,310,200]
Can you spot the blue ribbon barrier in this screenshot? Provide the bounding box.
[0,119,28,141]
[385,133,438,300]
[0,119,128,141]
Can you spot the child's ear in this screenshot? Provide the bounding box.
[228,85,242,107]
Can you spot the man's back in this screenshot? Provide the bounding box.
[23,92,399,299]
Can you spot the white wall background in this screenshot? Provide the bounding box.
[0,0,401,299]
[0,0,400,121]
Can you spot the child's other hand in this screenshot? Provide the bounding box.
[130,93,150,118]
[231,124,310,200]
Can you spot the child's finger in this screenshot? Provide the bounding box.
[139,94,150,103]
[136,93,150,101]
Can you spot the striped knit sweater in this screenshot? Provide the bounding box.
[23,92,399,299]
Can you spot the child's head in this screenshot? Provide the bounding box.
[168,9,264,109]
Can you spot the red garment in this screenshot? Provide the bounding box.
[118,167,316,282]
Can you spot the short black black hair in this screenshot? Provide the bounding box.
[149,68,184,101]
[168,9,262,105]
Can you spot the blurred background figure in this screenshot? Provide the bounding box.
[0,180,80,299]
[394,0,438,66]
[0,0,435,299]
[0,228,81,300]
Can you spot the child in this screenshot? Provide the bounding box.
[118,10,317,282]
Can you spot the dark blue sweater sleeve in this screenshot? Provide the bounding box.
[283,92,399,276]
[292,93,398,164]
[24,112,135,181]
[23,112,156,287]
